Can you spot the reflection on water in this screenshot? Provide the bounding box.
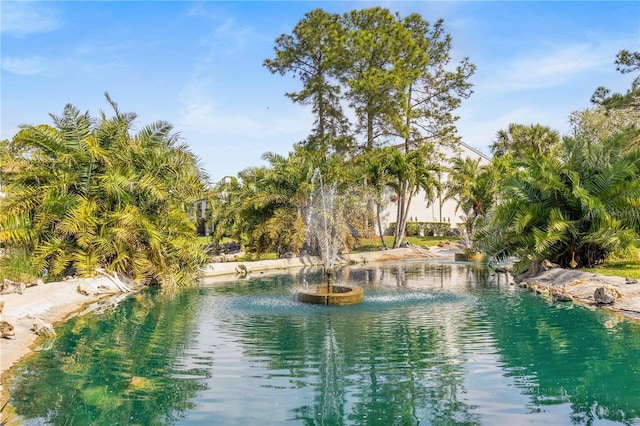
[6,261,640,425]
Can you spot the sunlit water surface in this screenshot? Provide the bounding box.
[6,260,640,425]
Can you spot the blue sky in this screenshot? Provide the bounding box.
[2,1,638,182]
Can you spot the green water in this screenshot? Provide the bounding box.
[6,261,640,425]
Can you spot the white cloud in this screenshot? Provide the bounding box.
[187,3,253,56]
[1,1,61,37]
[484,43,611,92]
[2,56,46,75]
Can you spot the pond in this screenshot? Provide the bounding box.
[5,260,640,425]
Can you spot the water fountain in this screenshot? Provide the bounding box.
[296,169,364,305]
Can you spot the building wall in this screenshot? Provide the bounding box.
[378,142,491,235]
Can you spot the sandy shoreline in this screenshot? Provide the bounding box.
[1,245,638,413]
[0,276,132,408]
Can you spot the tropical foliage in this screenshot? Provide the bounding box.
[211,146,370,257]
[0,95,208,288]
[384,144,442,248]
[476,131,640,270]
[263,7,473,250]
[444,157,496,251]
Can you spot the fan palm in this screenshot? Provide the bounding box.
[491,123,561,159]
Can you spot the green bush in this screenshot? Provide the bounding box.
[0,247,41,283]
[389,222,450,237]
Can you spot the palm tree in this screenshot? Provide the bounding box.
[386,144,441,248]
[491,123,561,159]
[352,148,395,249]
[0,95,208,289]
[444,157,497,250]
[477,132,640,270]
[218,146,321,257]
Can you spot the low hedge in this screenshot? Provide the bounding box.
[388,221,451,237]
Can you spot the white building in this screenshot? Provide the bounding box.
[377,141,491,235]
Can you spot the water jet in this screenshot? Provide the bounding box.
[296,169,364,305]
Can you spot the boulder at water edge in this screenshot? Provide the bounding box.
[594,286,620,304]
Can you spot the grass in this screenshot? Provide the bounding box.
[229,235,457,260]
[0,247,41,282]
[581,240,640,279]
[233,252,279,262]
[583,259,640,280]
[351,235,459,253]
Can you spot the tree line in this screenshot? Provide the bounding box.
[214,42,640,272]
[217,7,475,253]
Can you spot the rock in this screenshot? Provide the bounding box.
[1,278,26,295]
[77,284,90,295]
[31,317,56,337]
[533,284,550,296]
[551,289,573,302]
[516,263,542,281]
[25,280,39,288]
[0,320,16,339]
[626,278,639,285]
[541,259,559,270]
[594,286,620,304]
[0,300,4,313]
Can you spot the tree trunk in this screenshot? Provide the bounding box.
[392,182,405,248]
[393,183,414,248]
[317,92,326,139]
[392,186,403,248]
[367,105,374,150]
[375,201,388,250]
[404,84,412,154]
